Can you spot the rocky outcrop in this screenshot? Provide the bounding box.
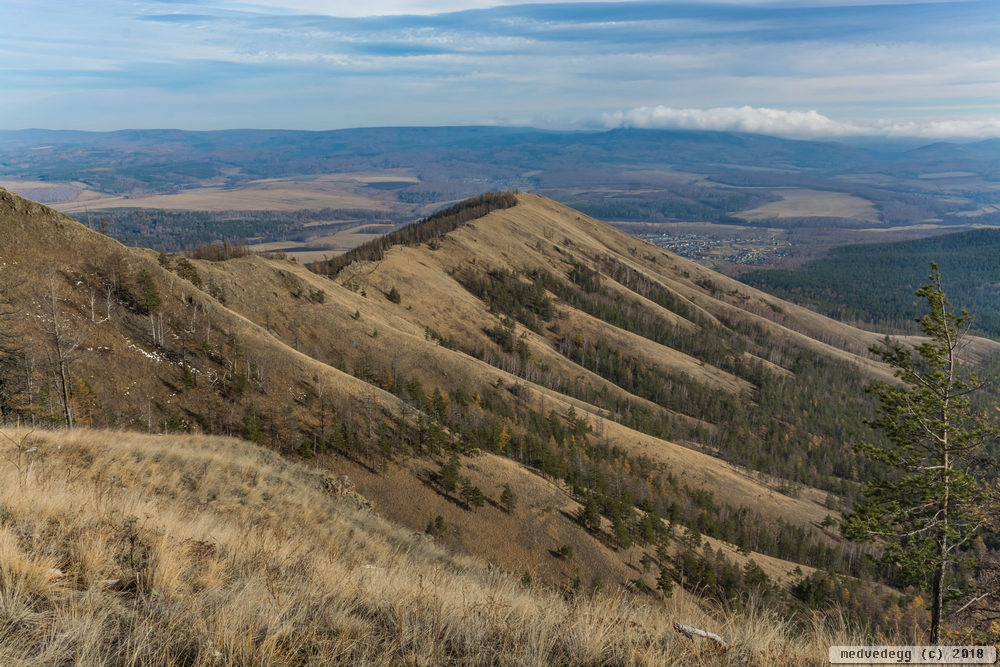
[321,474,375,513]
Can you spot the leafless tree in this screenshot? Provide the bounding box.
[37,276,86,429]
[1,427,38,487]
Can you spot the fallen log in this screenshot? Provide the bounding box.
[673,622,728,650]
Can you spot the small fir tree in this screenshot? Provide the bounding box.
[135,269,161,314]
[842,263,998,644]
[657,566,674,597]
[439,454,460,496]
[613,515,632,550]
[460,480,485,510]
[500,483,517,513]
[579,495,601,532]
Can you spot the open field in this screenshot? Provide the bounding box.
[247,222,398,262]
[54,179,393,213]
[5,169,422,214]
[734,188,880,223]
[0,179,92,205]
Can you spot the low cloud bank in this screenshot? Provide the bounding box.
[601,106,1000,140]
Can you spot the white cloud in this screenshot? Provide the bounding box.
[861,117,1000,139]
[601,105,1000,139]
[602,106,844,136]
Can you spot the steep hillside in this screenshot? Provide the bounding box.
[0,427,865,665]
[0,187,410,444]
[2,188,993,637]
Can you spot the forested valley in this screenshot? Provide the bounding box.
[69,207,401,252]
[741,228,1000,337]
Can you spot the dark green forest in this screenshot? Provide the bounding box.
[741,228,1000,337]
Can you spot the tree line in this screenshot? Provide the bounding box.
[310,191,518,276]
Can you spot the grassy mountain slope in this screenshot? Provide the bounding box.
[3,188,995,642]
[197,194,871,510]
[179,197,839,588]
[0,187,410,442]
[0,187,830,595]
[0,427,865,665]
[185,193,999,598]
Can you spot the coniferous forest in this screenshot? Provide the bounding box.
[741,228,1000,337]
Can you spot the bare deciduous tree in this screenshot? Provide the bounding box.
[37,276,86,429]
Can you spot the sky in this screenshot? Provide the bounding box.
[1,0,998,138]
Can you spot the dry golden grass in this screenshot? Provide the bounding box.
[53,178,391,213]
[735,189,880,223]
[246,223,398,264]
[0,427,869,665]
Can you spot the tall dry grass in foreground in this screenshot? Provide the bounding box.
[1,428,865,665]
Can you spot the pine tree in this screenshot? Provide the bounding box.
[136,269,161,314]
[657,566,674,597]
[500,483,517,512]
[439,454,460,496]
[842,263,998,644]
[613,515,632,550]
[460,480,485,510]
[579,495,601,532]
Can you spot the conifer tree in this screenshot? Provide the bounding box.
[500,483,517,512]
[439,454,460,496]
[842,263,998,644]
[657,566,674,597]
[460,480,485,510]
[579,495,601,532]
[613,515,632,550]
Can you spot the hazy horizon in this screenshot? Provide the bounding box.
[0,124,994,149]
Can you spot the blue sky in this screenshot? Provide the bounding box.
[2,0,998,137]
